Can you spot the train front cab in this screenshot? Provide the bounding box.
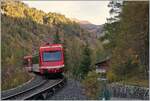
[39,44,64,75]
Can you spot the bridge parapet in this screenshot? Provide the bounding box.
[108,83,149,100]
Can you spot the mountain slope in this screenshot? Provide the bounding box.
[71,18,104,38]
[80,24,104,38]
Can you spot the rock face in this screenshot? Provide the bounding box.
[47,79,88,100]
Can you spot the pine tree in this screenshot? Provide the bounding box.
[53,28,61,44]
[79,44,91,79]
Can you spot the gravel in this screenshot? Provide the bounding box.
[47,79,88,100]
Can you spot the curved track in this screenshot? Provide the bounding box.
[1,75,66,100]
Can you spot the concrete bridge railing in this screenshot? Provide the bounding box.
[108,83,149,100]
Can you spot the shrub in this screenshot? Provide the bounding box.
[107,71,117,82]
[82,71,101,99]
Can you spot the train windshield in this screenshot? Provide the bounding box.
[43,51,61,61]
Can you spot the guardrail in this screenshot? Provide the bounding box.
[108,83,149,100]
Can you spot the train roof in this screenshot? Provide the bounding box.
[40,44,63,49]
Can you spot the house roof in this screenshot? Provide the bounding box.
[95,56,110,65]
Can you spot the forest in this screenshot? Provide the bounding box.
[102,1,149,87]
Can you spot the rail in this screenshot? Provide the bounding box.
[1,75,66,100]
[2,75,44,98]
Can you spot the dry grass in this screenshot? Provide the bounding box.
[2,68,32,91]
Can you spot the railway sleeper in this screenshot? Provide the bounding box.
[31,85,61,100]
[42,92,49,99]
[34,94,44,100]
[29,92,47,100]
[47,89,55,97]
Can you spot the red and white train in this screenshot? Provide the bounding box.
[23,44,64,75]
[39,44,64,74]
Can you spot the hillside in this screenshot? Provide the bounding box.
[1,0,104,90]
[79,24,104,38]
[71,18,104,38]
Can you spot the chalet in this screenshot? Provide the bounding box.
[95,56,110,73]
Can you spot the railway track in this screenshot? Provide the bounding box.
[1,75,66,100]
